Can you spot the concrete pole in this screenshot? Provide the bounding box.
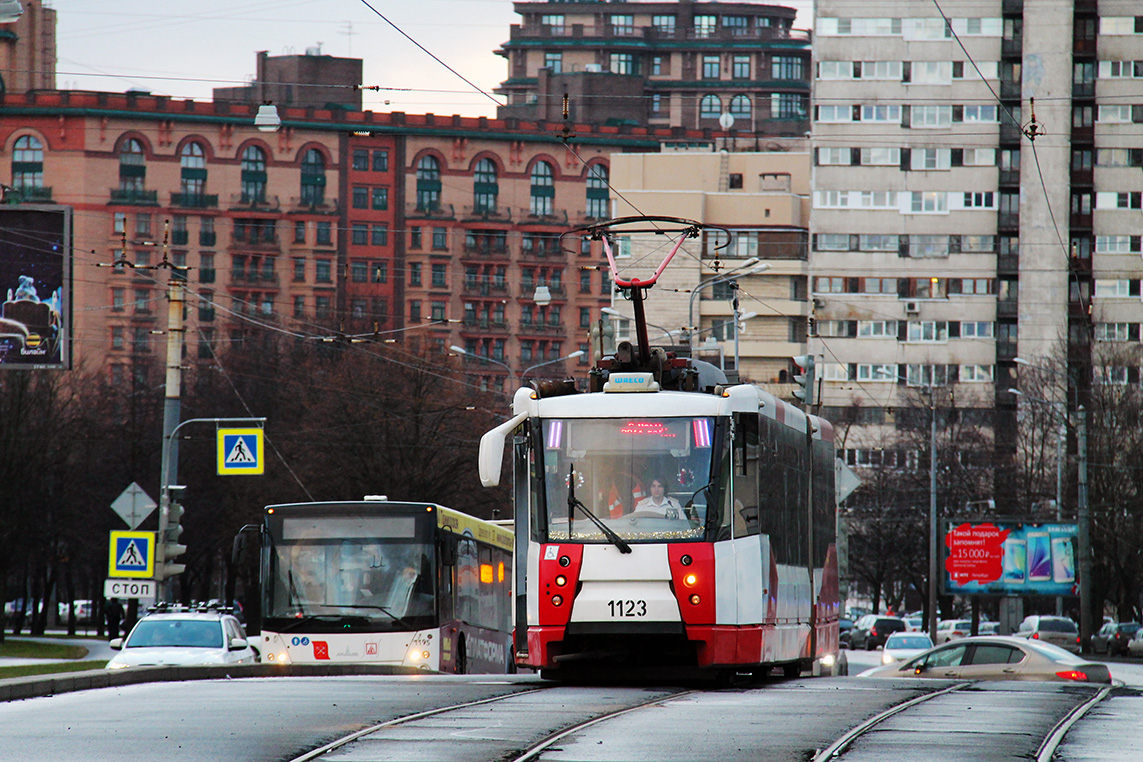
[1077,406,1092,652]
[927,391,939,640]
[157,276,185,601]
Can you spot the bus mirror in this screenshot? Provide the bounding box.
[479,412,528,487]
[440,539,458,567]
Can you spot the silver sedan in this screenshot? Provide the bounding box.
[859,635,1111,684]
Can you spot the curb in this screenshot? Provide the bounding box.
[0,663,427,703]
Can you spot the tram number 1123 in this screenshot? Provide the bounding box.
[609,599,648,617]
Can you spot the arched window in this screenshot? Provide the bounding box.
[241,145,267,204]
[586,164,609,219]
[699,94,721,119]
[118,138,146,194]
[416,155,441,211]
[300,148,326,206]
[179,142,207,202]
[12,135,43,191]
[529,161,555,216]
[473,158,498,213]
[729,95,751,119]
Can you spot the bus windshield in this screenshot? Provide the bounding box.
[265,516,435,630]
[539,416,722,543]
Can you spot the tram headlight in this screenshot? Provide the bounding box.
[555,574,567,587]
[683,573,698,587]
[551,594,564,607]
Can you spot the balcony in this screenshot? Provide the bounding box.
[288,196,339,213]
[406,202,455,220]
[519,322,567,336]
[231,231,279,248]
[231,270,279,285]
[461,204,512,221]
[109,188,159,205]
[229,194,281,211]
[520,208,569,225]
[171,230,189,246]
[521,244,567,260]
[997,299,1018,319]
[199,232,217,248]
[170,193,218,209]
[462,242,511,260]
[8,186,52,203]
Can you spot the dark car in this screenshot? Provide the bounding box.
[849,615,907,650]
[838,618,855,648]
[1091,621,1141,656]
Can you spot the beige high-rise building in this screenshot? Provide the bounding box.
[608,141,810,390]
[811,0,1138,508]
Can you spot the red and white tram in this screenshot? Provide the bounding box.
[478,218,840,680]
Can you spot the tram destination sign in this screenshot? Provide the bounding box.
[941,520,1078,596]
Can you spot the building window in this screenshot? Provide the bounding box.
[371,225,388,246]
[699,94,721,119]
[316,221,332,245]
[410,226,422,249]
[373,150,389,172]
[300,148,325,205]
[432,227,448,250]
[586,164,609,219]
[409,262,422,287]
[352,223,369,245]
[416,155,441,211]
[651,14,674,34]
[544,52,562,73]
[610,53,634,75]
[702,55,721,79]
[371,187,388,210]
[651,93,662,114]
[610,14,633,35]
[315,296,331,319]
[240,145,267,203]
[315,259,332,283]
[431,263,447,287]
[772,56,803,80]
[352,148,369,171]
[12,135,44,191]
[530,161,555,216]
[729,95,751,119]
[474,158,499,212]
[694,15,716,37]
[294,257,306,281]
[294,221,306,243]
[732,55,750,79]
[353,186,368,208]
[118,138,146,193]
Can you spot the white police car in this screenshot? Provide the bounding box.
[106,603,257,669]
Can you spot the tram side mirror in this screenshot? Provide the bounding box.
[479,412,528,487]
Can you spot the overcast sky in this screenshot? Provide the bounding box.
[51,0,811,118]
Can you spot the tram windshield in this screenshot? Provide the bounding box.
[539,416,722,543]
[265,516,436,630]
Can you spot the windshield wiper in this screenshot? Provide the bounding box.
[567,464,632,554]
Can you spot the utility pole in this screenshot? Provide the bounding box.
[156,274,186,601]
[1077,406,1092,652]
[927,389,939,641]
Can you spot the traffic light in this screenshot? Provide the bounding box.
[155,499,187,580]
[792,354,816,406]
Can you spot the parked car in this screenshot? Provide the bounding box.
[881,632,934,664]
[934,619,973,644]
[849,615,908,650]
[838,618,855,648]
[860,635,1111,683]
[57,599,94,624]
[1129,627,1143,658]
[903,617,925,632]
[1012,615,1081,654]
[106,604,257,669]
[1092,621,1141,656]
[979,622,999,636]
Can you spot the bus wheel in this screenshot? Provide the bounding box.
[455,635,467,675]
[782,661,801,679]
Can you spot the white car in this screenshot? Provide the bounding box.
[106,606,257,669]
[880,632,934,664]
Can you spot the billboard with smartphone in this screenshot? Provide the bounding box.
[942,520,1077,596]
[0,205,71,369]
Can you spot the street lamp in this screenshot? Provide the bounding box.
[522,350,585,382]
[686,261,770,345]
[451,346,584,391]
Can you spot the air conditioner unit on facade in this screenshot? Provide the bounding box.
[905,301,920,313]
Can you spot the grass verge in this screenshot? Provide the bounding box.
[0,660,107,679]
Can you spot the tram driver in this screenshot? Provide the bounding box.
[633,476,683,518]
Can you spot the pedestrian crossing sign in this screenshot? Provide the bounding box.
[218,428,264,475]
[109,531,155,578]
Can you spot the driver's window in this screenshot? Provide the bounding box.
[922,643,967,668]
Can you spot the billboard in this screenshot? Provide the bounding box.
[942,520,1077,596]
[0,205,71,368]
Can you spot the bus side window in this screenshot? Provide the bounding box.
[439,536,457,621]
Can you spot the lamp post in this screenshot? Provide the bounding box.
[600,307,677,343]
[686,261,770,346]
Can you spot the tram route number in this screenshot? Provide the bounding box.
[608,599,647,617]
